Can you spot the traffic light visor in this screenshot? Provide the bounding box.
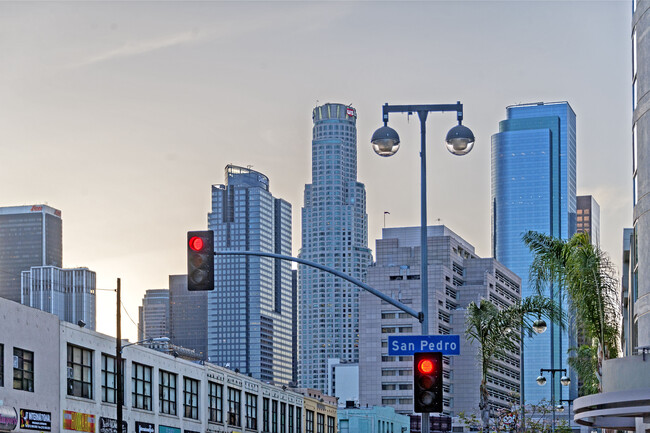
[189,236,204,251]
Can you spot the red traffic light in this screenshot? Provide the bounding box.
[418,359,434,374]
[189,236,204,252]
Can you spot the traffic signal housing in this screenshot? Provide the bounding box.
[187,231,214,291]
[413,352,443,413]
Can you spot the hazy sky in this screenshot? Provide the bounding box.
[0,1,632,342]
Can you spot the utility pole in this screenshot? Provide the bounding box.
[116,278,123,433]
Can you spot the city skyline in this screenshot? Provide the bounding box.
[0,1,632,341]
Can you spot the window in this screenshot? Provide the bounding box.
[227,387,241,426]
[245,393,257,430]
[184,377,199,419]
[263,398,270,432]
[272,400,278,433]
[132,362,152,410]
[288,405,294,433]
[0,344,3,387]
[296,407,302,433]
[159,370,177,415]
[67,345,93,399]
[317,413,325,433]
[208,382,223,423]
[327,416,335,433]
[306,410,314,433]
[101,354,123,404]
[13,347,34,392]
[280,402,286,433]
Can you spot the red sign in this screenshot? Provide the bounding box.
[346,108,355,117]
[30,206,43,212]
[63,411,95,432]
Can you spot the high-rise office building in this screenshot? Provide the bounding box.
[169,274,208,359]
[492,101,577,404]
[577,195,601,246]
[299,103,373,392]
[632,0,650,353]
[208,165,293,384]
[21,266,96,329]
[359,226,521,417]
[0,205,62,303]
[138,289,170,341]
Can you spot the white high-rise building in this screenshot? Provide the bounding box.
[359,226,521,418]
[21,266,96,329]
[208,165,293,385]
[299,103,373,391]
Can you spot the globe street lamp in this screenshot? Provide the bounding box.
[536,368,570,433]
[371,102,474,433]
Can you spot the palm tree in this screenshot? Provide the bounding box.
[465,295,564,432]
[523,230,621,393]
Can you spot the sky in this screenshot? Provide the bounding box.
[0,1,632,342]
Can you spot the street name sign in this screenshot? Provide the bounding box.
[388,335,460,356]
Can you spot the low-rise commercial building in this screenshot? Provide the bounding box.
[0,298,322,433]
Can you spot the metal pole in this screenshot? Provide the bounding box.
[418,110,430,433]
[520,328,526,433]
[116,278,123,433]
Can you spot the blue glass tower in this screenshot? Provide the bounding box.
[208,165,293,385]
[491,102,577,404]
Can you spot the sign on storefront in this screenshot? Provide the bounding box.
[0,406,18,432]
[99,417,127,433]
[20,409,51,431]
[63,410,95,432]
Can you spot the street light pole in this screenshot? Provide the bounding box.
[536,368,570,433]
[116,278,123,433]
[372,102,474,433]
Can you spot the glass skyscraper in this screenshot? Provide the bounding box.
[299,103,372,391]
[491,102,577,404]
[208,165,293,385]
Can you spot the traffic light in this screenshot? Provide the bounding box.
[413,352,443,413]
[187,231,214,291]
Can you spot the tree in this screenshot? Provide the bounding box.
[465,296,564,432]
[523,231,621,393]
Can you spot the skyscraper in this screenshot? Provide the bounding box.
[138,289,170,341]
[169,274,208,359]
[491,101,577,403]
[21,266,96,329]
[208,165,293,384]
[299,103,372,391]
[0,205,62,303]
[576,195,600,246]
[359,226,521,417]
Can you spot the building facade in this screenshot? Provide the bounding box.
[208,165,293,385]
[0,297,311,433]
[169,274,208,360]
[0,205,62,303]
[138,289,170,341]
[359,226,521,418]
[576,195,601,246]
[299,103,372,391]
[574,4,650,429]
[491,102,577,404]
[20,266,96,330]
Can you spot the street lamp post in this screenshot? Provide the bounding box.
[371,102,475,433]
[115,277,170,433]
[536,368,570,433]
[557,398,574,431]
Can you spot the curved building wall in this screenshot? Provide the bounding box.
[633,0,650,348]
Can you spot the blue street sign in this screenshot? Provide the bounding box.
[388,335,461,356]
